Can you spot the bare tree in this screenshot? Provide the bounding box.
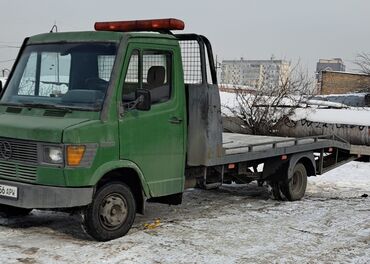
[355,52,370,75]
[222,62,314,135]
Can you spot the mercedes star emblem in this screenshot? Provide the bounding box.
[0,141,12,160]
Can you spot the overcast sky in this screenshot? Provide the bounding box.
[1,0,369,76]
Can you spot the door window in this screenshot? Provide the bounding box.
[123,50,172,105]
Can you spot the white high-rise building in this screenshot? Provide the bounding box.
[221,59,291,89]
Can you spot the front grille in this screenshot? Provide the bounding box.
[0,160,37,182]
[0,138,38,164]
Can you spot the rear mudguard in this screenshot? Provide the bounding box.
[287,152,316,179]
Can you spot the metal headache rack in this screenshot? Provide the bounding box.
[176,34,217,85]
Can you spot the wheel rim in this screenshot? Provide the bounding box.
[291,170,303,193]
[99,193,128,231]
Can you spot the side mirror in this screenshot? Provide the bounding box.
[135,89,151,111]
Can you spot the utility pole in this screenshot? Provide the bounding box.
[215,55,222,84]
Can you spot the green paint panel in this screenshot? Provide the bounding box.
[28,31,123,44]
[118,41,187,197]
[37,166,65,186]
[27,31,176,45]
[64,145,118,186]
[0,112,89,142]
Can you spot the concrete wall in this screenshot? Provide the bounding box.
[320,71,370,95]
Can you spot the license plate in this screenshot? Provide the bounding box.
[0,184,18,199]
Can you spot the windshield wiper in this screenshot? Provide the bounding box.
[20,102,73,112]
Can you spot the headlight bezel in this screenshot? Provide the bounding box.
[41,144,64,166]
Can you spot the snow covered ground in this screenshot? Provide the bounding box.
[0,161,369,264]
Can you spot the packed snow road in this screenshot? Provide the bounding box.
[0,162,369,264]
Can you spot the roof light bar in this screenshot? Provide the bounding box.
[94,18,185,32]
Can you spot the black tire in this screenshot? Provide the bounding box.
[281,163,307,201]
[82,182,136,241]
[0,205,32,218]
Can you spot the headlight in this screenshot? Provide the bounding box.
[43,146,64,164]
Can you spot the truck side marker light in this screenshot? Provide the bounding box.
[328,148,333,153]
[94,18,185,32]
[67,145,86,166]
[281,155,288,160]
[228,163,236,169]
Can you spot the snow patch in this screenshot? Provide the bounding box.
[0,162,369,263]
[310,161,370,191]
[292,108,370,126]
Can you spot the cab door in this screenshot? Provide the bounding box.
[118,43,186,197]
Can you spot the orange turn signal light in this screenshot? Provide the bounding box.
[67,145,86,166]
[94,18,185,32]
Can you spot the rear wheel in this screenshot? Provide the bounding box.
[281,163,307,201]
[81,182,136,241]
[0,205,32,218]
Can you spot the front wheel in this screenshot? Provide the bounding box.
[81,182,136,241]
[281,163,308,201]
[0,205,32,218]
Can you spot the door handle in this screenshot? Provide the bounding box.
[169,117,183,124]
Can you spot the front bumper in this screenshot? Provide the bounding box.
[0,179,93,209]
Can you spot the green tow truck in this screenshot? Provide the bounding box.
[0,19,360,241]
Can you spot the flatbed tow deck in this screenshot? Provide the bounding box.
[189,133,356,194]
[222,133,350,162]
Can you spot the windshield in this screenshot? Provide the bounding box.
[0,42,118,110]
